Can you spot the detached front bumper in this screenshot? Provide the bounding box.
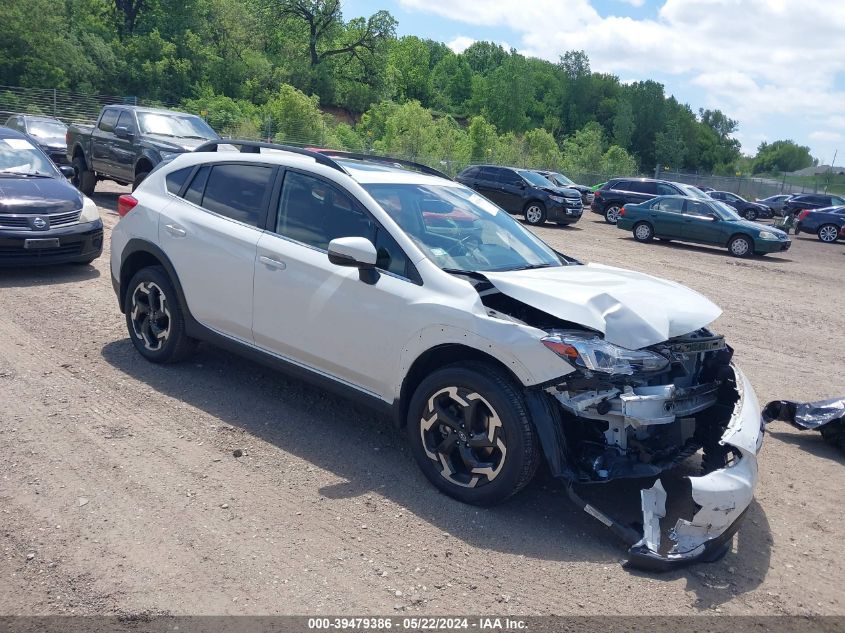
[626,364,763,571]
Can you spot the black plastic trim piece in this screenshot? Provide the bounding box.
[313,149,452,181]
[194,140,348,175]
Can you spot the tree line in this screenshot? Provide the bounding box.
[0,0,814,176]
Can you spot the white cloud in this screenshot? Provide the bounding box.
[809,131,844,143]
[619,0,645,6]
[398,0,845,154]
[446,36,476,53]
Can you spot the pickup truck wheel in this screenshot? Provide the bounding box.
[125,266,197,364]
[132,171,150,191]
[72,157,96,196]
[407,362,540,506]
[604,204,622,224]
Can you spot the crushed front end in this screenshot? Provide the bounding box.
[540,328,764,571]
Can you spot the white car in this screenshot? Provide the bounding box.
[110,142,763,571]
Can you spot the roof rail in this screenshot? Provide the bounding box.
[194,139,348,175]
[313,149,452,181]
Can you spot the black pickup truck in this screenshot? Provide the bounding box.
[66,105,219,193]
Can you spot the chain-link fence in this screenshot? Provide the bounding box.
[657,168,827,200]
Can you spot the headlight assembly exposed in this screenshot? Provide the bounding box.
[549,195,565,203]
[757,231,778,240]
[541,330,670,375]
[79,196,100,223]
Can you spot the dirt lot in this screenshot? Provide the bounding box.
[1,183,844,617]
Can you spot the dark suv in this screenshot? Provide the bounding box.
[782,193,845,217]
[591,178,707,224]
[456,165,583,226]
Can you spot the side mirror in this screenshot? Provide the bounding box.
[114,125,134,140]
[328,237,379,283]
[59,165,74,178]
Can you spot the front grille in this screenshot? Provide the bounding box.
[50,210,82,227]
[0,209,81,230]
[0,243,84,259]
[0,216,30,229]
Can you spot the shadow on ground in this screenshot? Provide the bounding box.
[0,263,100,288]
[100,337,771,600]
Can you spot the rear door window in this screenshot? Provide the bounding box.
[200,163,274,227]
[652,197,683,213]
[497,169,522,185]
[479,167,499,181]
[656,183,677,196]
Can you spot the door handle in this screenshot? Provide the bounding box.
[164,224,186,238]
[259,255,286,270]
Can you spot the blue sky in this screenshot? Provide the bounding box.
[340,0,845,165]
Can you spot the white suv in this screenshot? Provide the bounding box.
[110,142,763,571]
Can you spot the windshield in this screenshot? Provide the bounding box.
[138,112,218,139]
[712,201,743,221]
[363,183,563,273]
[0,137,59,176]
[547,172,574,186]
[679,184,710,200]
[27,119,66,139]
[517,170,555,188]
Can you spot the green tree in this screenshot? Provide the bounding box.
[654,118,686,171]
[752,140,814,173]
[466,115,498,163]
[612,98,635,150]
[263,83,336,145]
[386,36,431,104]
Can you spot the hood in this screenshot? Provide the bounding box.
[543,186,582,199]
[483,263,722,349]
[143,134,216,153]
[0,175,82,215]
[732,218,786,237]
[31,134,66,150]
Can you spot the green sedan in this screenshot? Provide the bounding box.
[616,195,791,257]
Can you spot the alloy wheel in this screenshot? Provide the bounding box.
[130,281,172,351]
[605,205,621,224]
[419,387,507,489]
[525,205,543,224]
[819,225,839,242]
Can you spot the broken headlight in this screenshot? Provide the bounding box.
[541,331,670,376]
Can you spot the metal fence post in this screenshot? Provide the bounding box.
[53,89,57,117]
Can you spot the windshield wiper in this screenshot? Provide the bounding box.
[501,263,554,271]
[442,267,475,275]
[0,170,53,178]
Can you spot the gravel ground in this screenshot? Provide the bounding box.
[1,182,843,616]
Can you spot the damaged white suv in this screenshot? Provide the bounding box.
[110,142,763,571]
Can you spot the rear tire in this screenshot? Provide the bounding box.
[125,266,197,364]
[818,224,840,243]
[406,361,540,506]
[72,156,96,196]
[633,222,654,242]
[604,204,622,224]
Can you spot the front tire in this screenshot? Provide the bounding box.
[818,224,840,243]
[72,156,96,196]
[523,202,547,226]
[125,266,197,363]
[406,362,540,506]
[744,208,758,221]
[132,170,150,191]
[604,204,622,224]
[728,235,753,258]
[633,222,654,242]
